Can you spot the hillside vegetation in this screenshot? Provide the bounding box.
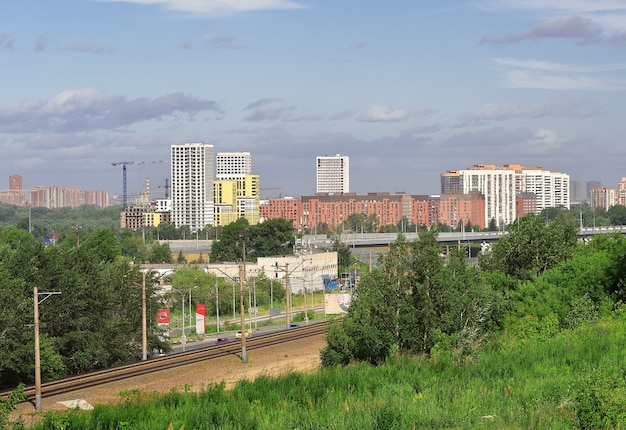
[23,313,626,429]
[3,212,626,428]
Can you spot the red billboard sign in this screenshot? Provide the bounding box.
[157,309,170,324]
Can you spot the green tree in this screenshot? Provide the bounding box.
[322,232,494,366]
[148,242,173,263]
[210,218,250,263]
[332,238,352,268]
[248,218,294,259]
[608,204,626,225]
[480,214,578,282]
[345,213,366,233]
[82,228,122,263]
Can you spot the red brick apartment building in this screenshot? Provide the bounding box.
[261,192,489,230]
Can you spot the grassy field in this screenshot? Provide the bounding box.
[18,311,626,430]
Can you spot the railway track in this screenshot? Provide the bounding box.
[2,321,327,403]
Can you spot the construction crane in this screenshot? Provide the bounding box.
[111,160,165,209]
[156,178,170,199]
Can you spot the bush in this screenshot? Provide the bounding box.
[576,369,626,429]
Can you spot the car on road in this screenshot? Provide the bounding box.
[214,337,230,345]
[289,323,300,328]
[235,328,252,339]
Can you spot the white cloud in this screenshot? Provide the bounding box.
[96,0,304,15]
[460,98,601,123]
[481,16,602,45]
[243,97,317,122]
[491,57,626,90]
[357,105,410,122]
[0,89,223,133]
[481,1,626,45]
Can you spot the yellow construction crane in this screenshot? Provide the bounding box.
[111,160,165,209]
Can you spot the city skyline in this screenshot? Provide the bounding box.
[2,1,626,197]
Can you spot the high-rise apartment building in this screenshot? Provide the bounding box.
[213,151,260,226]
[506,164,570,213]
[9,175,22,192]
[617,178,626,207]
[590,187,616,210]
[30,186,108,208]
[570,180,582,203]
[316,154,349,195]
[441,164,517,228]
[441,164,570,227]
[214,174,260,226]
[586,181,601,203]
[170,143,214,231]
[0,175,26,206]
[216,152,252,180]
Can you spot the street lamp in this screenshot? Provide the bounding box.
[211,266,246,362]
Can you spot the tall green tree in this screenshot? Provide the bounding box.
[321,232,494,366]
[210,218,250,263]
[248,218,294,258]
[480,214,578,282]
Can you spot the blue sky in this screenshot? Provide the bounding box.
[1,0,626,201]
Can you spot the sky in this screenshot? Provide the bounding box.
[1,0,626,201]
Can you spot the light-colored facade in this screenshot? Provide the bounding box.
[316,154,349,195]
[216,152,252,180]
[214,174,260,227]
[170,143,214,231]
[617,178,626,207]
[591,187,617,210]
[453,165,517,228]
[506,164,570,213]
[441,164,570,227]
[30,186,109,208]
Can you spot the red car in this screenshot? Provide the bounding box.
[214,337,230,345]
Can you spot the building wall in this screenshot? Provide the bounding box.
[29,186,108,208]
[460,166,517,228]
[587,181,601,203]
[590,187,616,210]
[316,154,349,194]
[215,152,252,180]
[616,178,626,207]
[213,174,260,227]
[170,143,214,231]
[260,198,304,229]
[441,164,569,227]
[438,192,485,229]
[9,175,22,192]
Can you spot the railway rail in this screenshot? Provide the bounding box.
[2,321,327,403]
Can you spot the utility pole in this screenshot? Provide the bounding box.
[285,263,291,327]
[34,287,61,412]
[240,232,248,363]
[142,271,147,361]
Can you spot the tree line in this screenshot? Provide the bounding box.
[321,213,626,365]
[0,216,295,390]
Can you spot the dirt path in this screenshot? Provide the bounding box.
[11,334,326,427]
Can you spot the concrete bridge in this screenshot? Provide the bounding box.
[301,225,626,250]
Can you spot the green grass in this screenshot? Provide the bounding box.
[24,313,626,429]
